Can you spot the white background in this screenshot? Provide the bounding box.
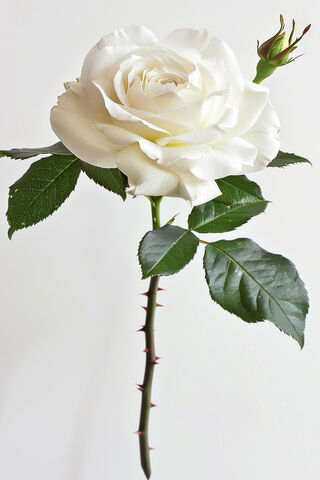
[0,0,319,479]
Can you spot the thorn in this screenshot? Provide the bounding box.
[140,306,148,311]
[143,348,149,353]
[152,361,159,366]
[137,386,144,392]
[135,430,143,435]
[140,291,150,297]
[150,402,157,408]
[157,287,165,291]
[137,325,146,332]
[149,447,155,451]
[155,356,161,361]
[156,303,164,307]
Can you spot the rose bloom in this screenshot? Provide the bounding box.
[51,27,280,206]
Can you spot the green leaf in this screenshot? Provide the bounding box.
[7,155,80,238]
[204,238,308,347]
[139,225,199,279]
[268,151,312,168]
[80,161,128,200]
[1,141,72,160]
[188,175,268,233]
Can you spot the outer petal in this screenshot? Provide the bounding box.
[158,138,257,181]
[242,101,281,171]
[80,27,158,86]
[116,144,179,197]
[188,138,258,180]
[160,28,243,100]
[80,27,158,111]
[178,174,221,206]
[224,80,269,139]
[50,84,117,168]
[116,144,221,206]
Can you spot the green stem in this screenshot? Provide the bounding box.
[138,196,162,479]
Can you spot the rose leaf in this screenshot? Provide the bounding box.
[268,151,312,168]
[80,161,128,200]
[7,155,80,238]
[1,141,72,160]
[188,175,268,233]
[204,238,309,348]
[139,225,199,279]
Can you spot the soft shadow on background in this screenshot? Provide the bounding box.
[0,0,319,479]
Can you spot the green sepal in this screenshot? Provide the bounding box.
[268,151,312,168]
[188,175,268,233]
[138,225,199,279]
[7,154,80,238]
[253,59,277,83]
[204,238,308,348]
[80,161,128,200]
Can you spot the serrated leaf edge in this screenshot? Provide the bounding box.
[7,157,80,239]
[203,241,308,348]
[268,151,312,168]
[190,199,268,232]
[138,227,199,279]
[80,162,127,200]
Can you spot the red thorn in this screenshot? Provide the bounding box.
[137,387,144,392]
[150,402,157,408]
[149,447,155,451]
[156,303,164,307]
[140,306,148,311]
[137,325,146,332]
[152,361,159,366]
[143,348,149,353]
[155,356,161,361]
[135,430,143,435]
[157,287,165,291]
[140,291,150,296]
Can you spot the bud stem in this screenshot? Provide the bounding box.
[138,196,162,479]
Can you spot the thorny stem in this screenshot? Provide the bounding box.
[138,196,162,479]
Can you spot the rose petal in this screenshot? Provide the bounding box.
[242,101,281,171]
[163,89,228,129]
[116,144,179,196]
[96,123,161,160]
[127,77,160,113]
[93,80,169,140]
[81,27,157,87]
[188,138,258,181]
[50,89,117,167]
[225,80,269,138]
[178,174,222,206]
[161,28,243,99]
[156,124,223,146]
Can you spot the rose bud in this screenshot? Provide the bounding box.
[254,15,311,83]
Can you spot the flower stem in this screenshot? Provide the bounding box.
[138,196,162,479]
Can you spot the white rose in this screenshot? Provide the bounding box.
[50,26,280,206]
